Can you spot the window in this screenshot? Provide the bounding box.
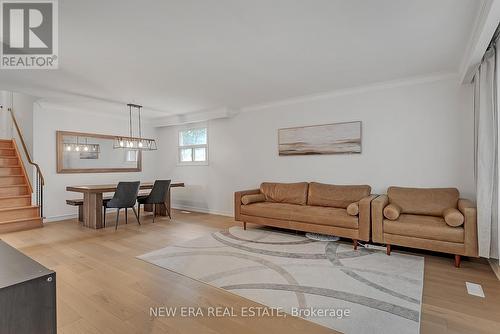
[178,127,208,165]
[125,150,138,162]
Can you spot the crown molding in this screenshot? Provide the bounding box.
[240,72,459,113]
[151,72,458,126]
[35,100,157,125]
[153,107,237,127]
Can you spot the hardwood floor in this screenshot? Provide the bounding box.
[0,210,499,334]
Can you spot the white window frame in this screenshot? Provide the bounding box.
[177,125,209,166]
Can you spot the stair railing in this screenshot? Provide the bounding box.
[0,105,45,218]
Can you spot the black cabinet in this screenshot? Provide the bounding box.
[0,240,56,334]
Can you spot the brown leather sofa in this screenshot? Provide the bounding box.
[234,182,376,249]
[372,186,478,267]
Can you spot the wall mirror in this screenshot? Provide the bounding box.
[56,131,142,173]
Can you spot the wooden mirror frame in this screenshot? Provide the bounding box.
[56,131,142,173]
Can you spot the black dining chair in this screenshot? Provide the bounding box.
[104,181,141,230]
[137,180,171,223]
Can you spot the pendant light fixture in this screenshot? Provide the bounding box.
[64,137,100,153]
[113,103,158,151]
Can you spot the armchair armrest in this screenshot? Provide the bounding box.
[358,194,378,241]
[371,195,389,243]
[458,198,478,257]
[234,189,260,221]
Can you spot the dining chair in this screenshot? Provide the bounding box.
[137,180,171,223]
[104,181,141,230]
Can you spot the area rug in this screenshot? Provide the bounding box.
[138,226,424,334]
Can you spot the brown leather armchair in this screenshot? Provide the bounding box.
[372,186,478,267]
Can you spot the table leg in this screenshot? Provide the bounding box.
[78,205,84,223]
[83,192,103,229]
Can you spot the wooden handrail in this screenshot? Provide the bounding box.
[6,107,45,185]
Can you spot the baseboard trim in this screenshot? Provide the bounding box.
[44,213,78,223]
[172,204,233,218]
[488,258,500,280]
[44,206,233,223]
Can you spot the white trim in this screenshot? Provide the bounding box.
[13,71,461,126]
[172,204,233,217]
[155,107,236,127]
[240,72,458,113]
[35,101,159,125]
[177,125,209,166]
[489,258,500,281]
[44,213,78,222]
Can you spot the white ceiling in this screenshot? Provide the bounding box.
[0,0,484,117]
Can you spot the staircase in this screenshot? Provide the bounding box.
[0,139,43,233]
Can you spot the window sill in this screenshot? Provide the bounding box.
[177,161,209,167]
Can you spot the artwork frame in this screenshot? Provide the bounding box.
[278,121,362,156]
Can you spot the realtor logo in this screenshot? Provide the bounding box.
[1,0,58,69]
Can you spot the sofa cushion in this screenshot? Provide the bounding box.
[260,182,309,205]
[443,208,465,227]
[387,186,459,217]
[291,206,358,229]
[241,193,266,205]
[307,182,371,208]
[383,203,401,220]
[240,202,296,220]
[346,202,359,216]
[384,214,464,243]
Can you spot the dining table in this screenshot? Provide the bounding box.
[66,182,185,229]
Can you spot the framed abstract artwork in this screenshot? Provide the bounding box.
[278,121,362,156]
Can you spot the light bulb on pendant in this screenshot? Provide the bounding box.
[75,146,80,152]
[66,145,71,151]
[119,140,124,147]
[138,141,143,148]
[84,146,89,152]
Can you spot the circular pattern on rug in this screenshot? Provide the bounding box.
[305,232,340,241]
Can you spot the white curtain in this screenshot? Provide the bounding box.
[474,45,499,258]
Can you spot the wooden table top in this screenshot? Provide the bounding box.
[66,182,184,193]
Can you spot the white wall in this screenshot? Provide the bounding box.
[157,76,475,216]
[33,105,160,221]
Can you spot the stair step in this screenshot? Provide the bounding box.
[0,195,32,208]
[0,167,22,176]
[0,157,19,167]
[0,141,13,149]
[0,148,15,156]
[0,206,40,221]
[0,217,43,234]
[0,184,29,196]
[0,175,26,186]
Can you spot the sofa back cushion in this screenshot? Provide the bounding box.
[260,182,309,205]
[307,182,371,208]
[387,186,459,217]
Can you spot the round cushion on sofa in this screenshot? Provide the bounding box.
[443,208,464,227]
[383,203,401,220]
[241,194,266,205]
[346,202,359,216]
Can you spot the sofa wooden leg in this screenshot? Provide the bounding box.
[243,222,247,230]
[454,255,461,268]
[353,239,358,250]
[386,244,391,256]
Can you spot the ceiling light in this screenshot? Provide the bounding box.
[113,103,158,151]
